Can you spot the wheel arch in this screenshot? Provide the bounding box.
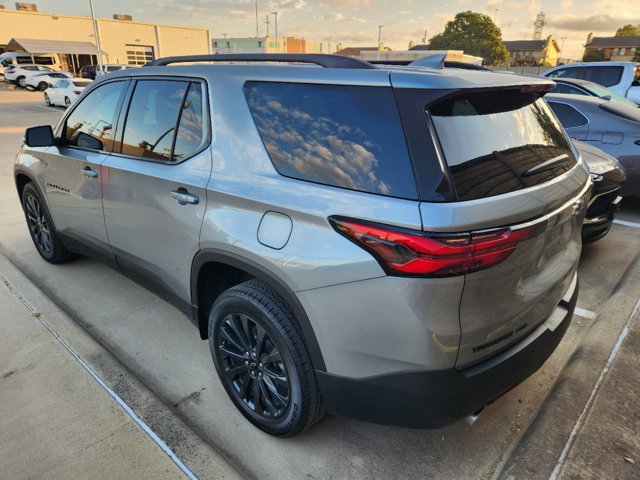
[191,249,326,372]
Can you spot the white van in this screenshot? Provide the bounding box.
[0,52,60,79]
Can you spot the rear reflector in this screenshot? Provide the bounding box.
[330,217,536,277]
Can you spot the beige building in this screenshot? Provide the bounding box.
[503,36,561,67]
[583,34,640,61]
[0,3,211,72]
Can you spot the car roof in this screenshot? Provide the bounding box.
[551,78,595,87]
[548,61,639,69]
[100,55,555,91]
[544,92,608,106]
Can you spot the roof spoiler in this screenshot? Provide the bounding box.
[144,54,376,70]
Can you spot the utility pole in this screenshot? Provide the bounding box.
[377,25,383,61]
[88,0,103,71]
[422,29,428,45]
[272,11,279,52]
[494,9,498,24]
[560,36,567,52]
[266,15,270,38]
[255,0,259,37]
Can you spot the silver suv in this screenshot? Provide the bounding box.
[14,54,591,437]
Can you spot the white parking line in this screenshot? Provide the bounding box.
[613,219,640,229]
[548,295,640,480]
[573,307,597,320]
[0,273,198,480]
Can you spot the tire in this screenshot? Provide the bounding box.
[64,96,71,107]
[208,279,324,437]
[21,182,76,264]
[37,81,49,91]
[44,93,51,106]
[17,76,26,88]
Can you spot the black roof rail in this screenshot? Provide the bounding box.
[144,53,376,69]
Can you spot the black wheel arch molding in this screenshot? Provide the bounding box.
[190,249,327,372]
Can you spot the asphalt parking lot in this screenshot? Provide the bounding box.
[0,84,639,479]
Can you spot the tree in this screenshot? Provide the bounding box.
[614,24,640,37]
[583,49,605,62]
[428,11,509,65]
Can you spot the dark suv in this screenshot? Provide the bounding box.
[15,54,591,436]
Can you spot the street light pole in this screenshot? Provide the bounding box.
[272,11,279,52]
[377,25,383,61]
[255,0,259,37]
[89,0,103,71]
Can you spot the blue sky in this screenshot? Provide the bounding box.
[32,1,640,59]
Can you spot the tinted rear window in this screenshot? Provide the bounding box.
[244,82,417,199]
[430,90,577,201]
[546,101,589,128]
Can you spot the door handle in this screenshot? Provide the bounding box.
[170,188,199,206]
[82,166,99,179]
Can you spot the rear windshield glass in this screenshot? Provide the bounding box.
[244,82,417,199]
[430,90,577,201]
[73,80,91,87]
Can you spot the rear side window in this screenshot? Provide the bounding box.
[33,56,55,65]
[64,81,127,151]
[583,66,623,87]
[121,80,206,162]
[552,83,587,95]
[430,90,577,201]
[546,102,589,128]
[244,82,417,199]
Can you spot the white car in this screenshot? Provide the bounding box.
[543,61,640,105]
[44,78,92,107]
[25,71,73,91]
[4,64,56,86]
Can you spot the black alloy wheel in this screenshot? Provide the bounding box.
[24,190,53,258]
[44,93,51,106]
[17,76,26,88]
[209,280,324,437]
[218,312,290,418]
[21,182,75,263]
[38,81,49,91]
[64,96,71,107]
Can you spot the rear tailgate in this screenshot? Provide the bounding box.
[393,78,592,369]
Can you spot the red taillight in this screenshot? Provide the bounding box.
[73,90,81,95]
[330,218,535,277]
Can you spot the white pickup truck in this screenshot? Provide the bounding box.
[543,61,640,105]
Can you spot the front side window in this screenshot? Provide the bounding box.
[547,68,578,79]
[64,81,127,151]
[244,82,417,199]
[121,80,206,162]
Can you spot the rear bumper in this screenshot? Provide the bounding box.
[317,274,579,429]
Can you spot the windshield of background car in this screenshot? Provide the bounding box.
[430,89,577,201]
[244,82,418,199]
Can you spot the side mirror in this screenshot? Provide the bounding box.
[24,125,55,147]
